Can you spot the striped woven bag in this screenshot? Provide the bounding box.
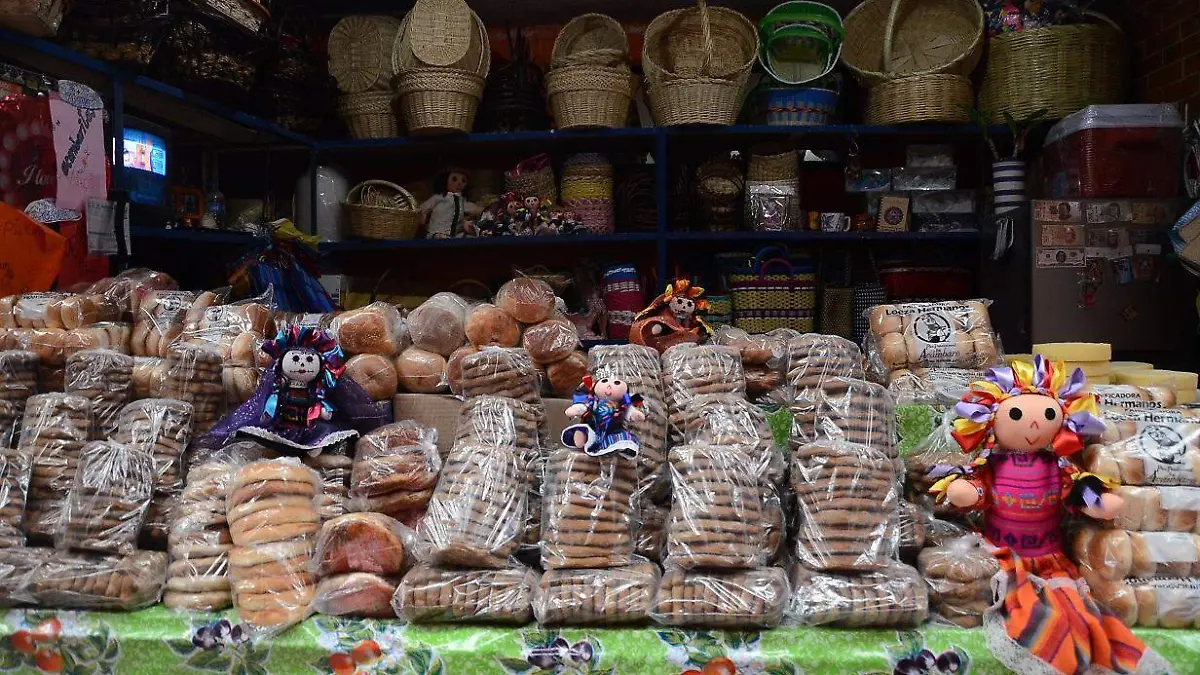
[730,256,815,333]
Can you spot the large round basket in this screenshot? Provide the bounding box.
[337,91,400,138]
[395,68,485,135]
[841,0,982,84]
[393,7,490,77]
[406,0,472,67]
[328,15,402,93]
[865,74,971,124]
[546,66,634,129]
[552,13,628,68]
[978,13,1127,120]
[648,77,743,126]
[747,146,799,182]
[344,180,419,240]
[643,0,758,83]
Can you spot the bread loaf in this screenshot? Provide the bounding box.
[395,348,448,394]
[790,561,929,627]
[345,354,398,401]
[464,304,520,348]
[332,303,405,356]
[495,278,555,325]
[408,293,468,357]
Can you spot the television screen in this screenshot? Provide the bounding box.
[123,129,166,176]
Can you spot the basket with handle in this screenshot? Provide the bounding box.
[393,8,490,77]
[551,13,629,69]
[343,180,419,240]
[729,249,816,333]
[757,1,845,85]
[840,0,982,85]
[327,15,402,94]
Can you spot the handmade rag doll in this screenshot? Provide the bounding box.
[929,356,1170,675]
[200,326,385,456]
[420,168,482,238]
[562,375,645,458]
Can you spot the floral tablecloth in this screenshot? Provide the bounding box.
[0,607,1195,675]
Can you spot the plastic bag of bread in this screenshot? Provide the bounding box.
[26,550,167,610]
[226,458,322,631]
[65,349,133,438]
[55,440,154,555]
[887,367,986,407]
[13,292,68,328]
[788,561,928,627]
[316,512,409,577]
[1072,527,1200,580]
[407,293,468,357]
[662,345,746,423]
[546,351,588,398]
[458,348,542,405]
[113,398,193,493]
[305,449,354,522]
[0,546,46,604]
[1099,409,1200,444]
[90,268,177,319]
[395,347,448,394]
[1091,385,1177,412]
[713,325,783,367]
[8,328,66,367]
[678,393,785,486]
[541,448,637,569]
[635,504,668,562]
[454,395,541,449]
[223,365,261,406]
[344,354,398,402]
[589,344,669,497]
[464,303,520,348]
[897,499,927,553]
[133,290,220,358]
[419,443,526,568]
[1084,575,1200,628]
[314,572,398,618]
[666,444,765,569]
[0,297,15,329]
[533,560,660,626]
[20,393,92,540]
[62,322,133,357]
[650,566,789,628]
[393,564,537,623]
[445,345,480,395]
[522,318,580,366]
[786,334,864,396]
[331,302,406,357]
[181,291,274,365]
[866,300,1000,378]
[790,377,897,457]
[48,294,101,329]
[917,534,998,628]
[1115,485,1200,533]
[0,350,38,408]
[350,421,440,520]
[131,357,167,400]
[1082,420,1200,486]
[496,277,555,325]
[791,440,899,572]
[0,445,32,547]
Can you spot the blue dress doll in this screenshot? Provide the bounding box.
[560,375,645,458]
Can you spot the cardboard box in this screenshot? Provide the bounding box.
[392,394,573,454]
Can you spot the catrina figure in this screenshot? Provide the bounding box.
[199,326,385,457]
[929,356,1170,675]
[629,279,712,353]
[421,167,483,238]
[562,374,645,458]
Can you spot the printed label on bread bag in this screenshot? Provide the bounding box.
[1111,410,1196,425]
[151,291,194,317]
[1158,487,1200,511]
[880,301,972,319]
[1127,423,1196,484]
[1094,385,1165,410]
[1146,579,1200,620]
[300,313,324,327]
[17,292,57,315]
[907,312,962,367]
[1139,532,1198,564]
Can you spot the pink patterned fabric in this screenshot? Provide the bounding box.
[984,451,1064,558]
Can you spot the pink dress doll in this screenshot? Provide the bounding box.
[929,356,1170,675]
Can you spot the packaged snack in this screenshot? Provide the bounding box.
[649,566,790,628]
[407,293,468,356]
[131,357,167,400]
[65,348,133,438]
[350,421,440,521]
[316,512,408,576]
[589,345,668,497]
[62,322,133,357]
[887,367,986,406]
[712,325,783,366]
[496,278,555,325]
[113,398,194,493]
[445,345,481,395]
[459,348,542,405]
[27,550,167,610]
[866,300,1000,377]
[1072,527,1200,580]
[546,351,589,398]
[666,445,765,569]
[392,564,537,623]
[0,350,38,408]
[395,348,449,394]
[677,393,784,486]
[0,445,32,547]
[89,268,178,319]
[332,302,406,356]
[223,365,261,405]
[1115,485,1200,533]
[464,303,521,348]
[533,561,660,626]
[305,449,354,521]
[20,393,92,540]
[522,318,580,365]
[314,572,398,617]
[790,377,897,457]
[56,440,154,555]
[1084,575,1200,628]
[344,354,398,401]
[161,344,224,433]
[789,561,929,627]
[917,534,1000,629]
[0,546,45,604]
[786,333,865,395]
[1082,419,1200,486]
[13,292,68,329]
[541,448,637,569]
[635,504,668,562]
[12,328,66,367]
[181,297,274,365]
[662,345,747,443]
[1091,384,1178,411]
[898,499,927,553]
[132,290,216,358]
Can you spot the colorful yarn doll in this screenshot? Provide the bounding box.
[561,375,645,459]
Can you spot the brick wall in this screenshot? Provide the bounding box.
[1128,0,1200,111]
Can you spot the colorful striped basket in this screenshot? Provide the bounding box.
[729,252,816,333]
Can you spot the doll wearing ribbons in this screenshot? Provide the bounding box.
[928,356,1170,675]
[562,375,645,458]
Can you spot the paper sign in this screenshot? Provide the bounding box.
[49,83,106,213]
[0,201,66,294]
[85,198,122,255]
[1036,248,1085,268]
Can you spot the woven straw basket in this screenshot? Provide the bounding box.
[546,66,634,129]
[866,74,971,124]
[392,5,490,76]
[747,146,798,182]
[841,0,982,84]
[344,180,419,240]
[328,15,402,94]
[505,154,557,203]
[338,91,400,138]
[978,13,1126,119]
[395,68,486,135]
[552,13,629,68]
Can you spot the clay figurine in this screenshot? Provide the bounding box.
[630,279,712,353]
[561,375,645,458]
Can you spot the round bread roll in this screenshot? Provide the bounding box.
[229,332,262,366]
[495,278,555,324]
[408,294,468,357]
[964,301,991,331]
[869,305,902,335]
[223,365,260,404]
[57,296,99,329]
[464,304,521,348]
[1088,577,1136,626]
[1087,528,1132,581]
[546,351,588,397]
[334,304,404,356]
[1134,587,1158,627]
[317,513,406,576]
[29,329,66,366]
[314,573,396,618]
[880,332,908,370]
[521,318,579,365]
[395,348,447,393]
[970,329,998,366]
[446,345,480,394]
[345,354,398,401]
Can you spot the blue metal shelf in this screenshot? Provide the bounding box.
[129,226,260,245]
[320,232,660,252]
[666,230,983,243]
[315,127,659,150]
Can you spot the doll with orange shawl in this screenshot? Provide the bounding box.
[928,356,1171,675]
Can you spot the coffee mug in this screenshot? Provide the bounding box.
[820,212,851,232]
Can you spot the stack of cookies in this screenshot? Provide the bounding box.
[21,393,92,542]
[350,421,441,524]
[533,561,660,626]
[305,449,354,522]
[916,535,998,628]
[0,399,19,448]
[791,376,896,457]
[662,345,746,445]
[113,398,195,547]
[588,344,669,498]
[57,440,155,555]
[226,459,322,629]
[393,564,537,623]
[665,444,764,569]
[679,393,784,486]
[712,326,790,402]
[650,566,789,628]
[161,344,224,435]
[459,348,543,408]
[65,349,133,438]
[420,442,526,567]
[786,333,864,396]
[0,439,32,547]
[26,549,167,610]
[541,447,637,569]
[131,357,168,399]
[0,350,38,413]
[635,504,668,562]
[788,560,929,627]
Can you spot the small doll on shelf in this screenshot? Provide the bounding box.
[420,167,483,238]
[562,375,645,459]
[630,279,712,353]
[928,356,1169,675]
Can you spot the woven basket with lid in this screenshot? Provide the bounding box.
[328,15,402,93]
[841,0,982,84]
[552,13,629,68]
[393,5,489,76]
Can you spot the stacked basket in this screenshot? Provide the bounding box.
[329,15,404,138]
[545,14,635,129]
[841,0,982,124]
[391,0,490,135]
[643,0,759,126]
[560,153,615,234]
[745,146,800,232]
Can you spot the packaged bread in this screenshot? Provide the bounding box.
[65,349,133,438]
[344,354,398,401]
[635,504,668,562]
[589,344,669,498]
[62,322,133,358]
[1099,409,1200,443]
[1090,384,1178,411]
[407,293,468,357]
[459,348,542,405]
[0,297,14,328]
[541,448,637,569]
[9,327,66,367]
[181,298,273,365]
[917,534,1000,628]
[791,441,899,572]
[0,350,38,408]
[789,561,929,627]
[1084,575,1200,628]
[131,357,167,400]
[887,367,986,407]
[445,345,480,395]
[1115,485,1200,533]
[20,393,92,541]
[350,421,440,521]
[1072,527,1200,580]
[546,351,588,398]
[305,449,354,521]
[0,445,32,547]
[786,333,864,395]
[90,268,178,319]
[419,443,526,568]
[666,444,765,569]
[393,564,537,623]
[26,550,167,610]
[464,303,521,348]
[790,377,897,457]
[712,325,783,367]
[898,499,927,553]
[161,344,225,432]
[13,292,69,329]
[133,290,218,358]
[113,398,193,494]
[314,572,398,618]
[676,393,784,486]
[331,302,405,356]
[650,566,789,628]
[394,347,448,394]
[222,365,260,405]
[662,344,746,444]
[496,278,555,325]
[0,546,46,604]
[1082,420,1200,486]
[522,318,580,365]
[316,512,408,577]
[534,561,660,626]
[866,300,999,377]
[56,440,154,555]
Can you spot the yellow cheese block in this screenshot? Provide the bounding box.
[1063,360,1111,377]
[1089,374,1113,385]
[1111,361,1154,372]
[1006,353,1033,365]
[1178,388,1197,404]
[1154,369,1200,393]
[1113,370,1179,388]
[1033,342,1112,362]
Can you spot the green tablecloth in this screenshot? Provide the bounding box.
[0,607,1197,675]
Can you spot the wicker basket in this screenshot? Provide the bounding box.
[393,6,490,77]
[643,0,758,83]
[694,156,744,230]
[407,0,472,67]
[865,74,971,124]
[338,91,400,138]
[841,0,982,84]
[552,13,628,68]
[747,146,798,182]
[504,154,557,203]
[546,66,634,129]
[648,77,744,126]
[394,68,485,135]
[344,180,419,240]
[978,13,1126,120]
[328,15,402,93]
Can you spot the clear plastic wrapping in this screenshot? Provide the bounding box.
[333,302,407,356]
[26,550,167,610]
[650,566,790,628]
[132,357,167,400]
[546,351,588,398]
[181,299,273,365]
[1084,575,1200,628]
[496,278,556,325]
[419,443,526,568]
[866,300,1000,378]
[788,561,929,627]
[393,564,537,623]
[635,503,668,562]
[465,303,521,349]
[315,572,398,618]
[223,364,261,406]
[541,448,637,569]
[316,512,408,576]
[56,440,154,555]
[459,348,542,405]
[20,393,92,541]
[0,445,32,547]
[0,546,44,604]
[161,344,224,432]
[113,398,193,495]
[786,334,864,393]
[1091,385,1178,411]
[62,322,133,357]
[132,290,214,358]
[12,292,68,328]
[714,325,786,367]
[90,268,178,320]
[350,421,441,521]
[917,534,998,629]
[1116,485,1200,533]
[305,449,354,521]
[446,345,480,395]
[662,345,746,444]
[1082,417,1200,486]
[588,345,668,498]
[667,444,765,569]
[8,328,67,367]
[0,351,38,423]
[887,367,986,406]
[344,354,398,402]
[790,441,899,572]
[395,348,449,394]
[677,393,784,486]
[898,499,927,552]
[522,319,580,366]
[65,348,133,438]
[789,377,897,457]
[407,293,468,357]
[534,561,660,626]
[1072,527,1200,580]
